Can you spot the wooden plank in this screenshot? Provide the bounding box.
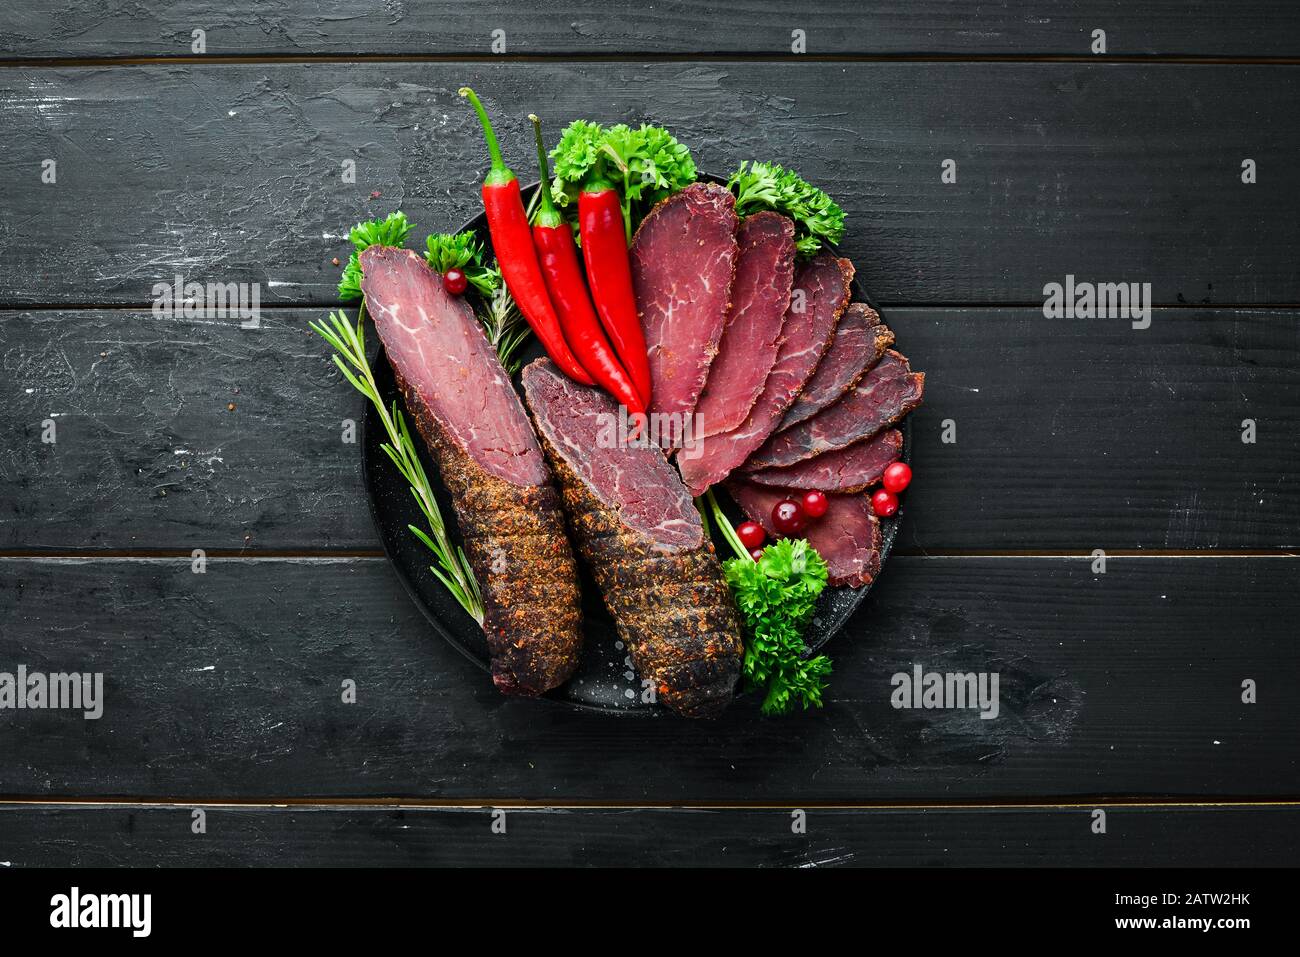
[1,63,1298,307]
[3,2,1300,59]
[3,306,1295,552]
[0,803,1293,867]
[0,555,1295,801]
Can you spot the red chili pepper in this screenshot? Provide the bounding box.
[458,88,593,385]
[578,182,653,408]
[528,116,646,415]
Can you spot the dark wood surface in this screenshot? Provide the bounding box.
[2,555,1296,801]
[1,804,1295,867]
[2,63,1299,307]
[4,1,1300,58]
[0,2,1297,867]
[4,306,1296,552]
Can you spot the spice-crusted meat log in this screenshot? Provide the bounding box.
[746,428,903,495]
[632,182,740,425]
[360,246,583,696]
[747,350,924,471]
[522,358,743,718]
[777,304,893,432]
[729,481,883,588]
[677,252,853,496]
[692,211,796,437]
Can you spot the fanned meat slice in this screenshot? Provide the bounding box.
[778,304,892,432]
[728,481,883,588]
[677,253,853,496]
[693,212,796,437]
[745,429,903,495]
[521,359,743,719]
[631,182,739,423]
[360,246,583,696]
[747,350,924,471]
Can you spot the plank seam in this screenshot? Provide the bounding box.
[1,798,1298,810]
[6,54,1300,69]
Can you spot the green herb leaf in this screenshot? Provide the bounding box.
[727,161,845,256]
[424,230,500,297]
[476,282,531,375]
[549,120,697,239]
[310,305,484,625]
[338,211,415,301]
[722,538,832,715]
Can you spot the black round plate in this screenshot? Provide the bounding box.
[361,177,910,715]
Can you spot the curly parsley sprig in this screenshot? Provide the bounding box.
[425,231,500,298]
[705,490,832,714]
[549,120,697,242]
[727,161,845,256]
[338,211,415,301]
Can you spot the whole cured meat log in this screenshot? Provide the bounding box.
[777,304,892,432]
[677,253,853,496]
[746,428,903,495]
[631,182,739,424]
[692,211,796,438]
[747,350,924,471]
[728,481,883,588]
[522,359,743,718]
[360,246,583,696]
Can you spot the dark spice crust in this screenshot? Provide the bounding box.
[393,368,583,696]
[538,443,744,718]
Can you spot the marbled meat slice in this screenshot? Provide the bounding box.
[747,350,924,471]
[521,358,743,718]
[728,481,883,588]
[360,246,583,696]
[746,428,903,495]
[631,182,739,423]
[777,304,892,432]
[676,252,853,496]
[692,211,795,437]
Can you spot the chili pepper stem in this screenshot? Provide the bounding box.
[528,114,563,227]
[458,86,514,187]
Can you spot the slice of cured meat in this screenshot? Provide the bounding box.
[692,211,796,437]
[631,182,739,423]
[746,350,924,471]
[745,428,903,495]
[676,253,853,496]
[777,304,892,432]
[728,482,883,588]
[521,359,743,719]
[361,246,583,696]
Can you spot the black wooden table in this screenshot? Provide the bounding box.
[1,2,1298,867]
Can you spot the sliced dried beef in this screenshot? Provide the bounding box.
[361,246,583,696]
[745,428,903,495]
[692,211,795,437]
[521,359,743,718]
[676,252,852,496]
[747,350,924,471]
[631,182,739,423]
[778,304,893,432]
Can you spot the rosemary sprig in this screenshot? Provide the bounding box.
[478,279,532,375]
[310,306,485,625]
